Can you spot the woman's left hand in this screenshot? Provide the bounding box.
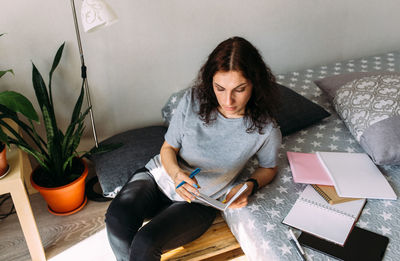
[225,183,252,209]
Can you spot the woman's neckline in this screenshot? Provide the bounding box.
[216,110,244,121]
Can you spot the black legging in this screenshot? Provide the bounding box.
[105,169,217,261]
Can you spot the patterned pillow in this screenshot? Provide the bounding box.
[333,74,400,165]
[162,84,330,137]
[314,71,396,102]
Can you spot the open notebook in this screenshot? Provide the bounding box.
[287,151,397,200]
[283,185,366,246]
[194,183,248,211]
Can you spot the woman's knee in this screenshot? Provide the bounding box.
[105,175,156,223]
[105,196,142,231]
[130,228,162,261]
[105,195,129,226]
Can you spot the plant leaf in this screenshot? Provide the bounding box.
[0,69,14,78]
[49,43,65,82]
[13,143,50,173]
[49,43,65,106]
[62,154,76,173]
[70,121,85,154]
[87,142,123,157]
[32,60,64,177]
[32,63,52,114]
[0,118,27,147]
[0,105,47,155]
[0,128,9,146]
[70,82,85,126]
[62,105,89,160]
[41,106,62,176]
[28,119,48,151]
[0,91,39,121]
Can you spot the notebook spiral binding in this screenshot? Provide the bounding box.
[311,184,332,203]
[300,197,356,219]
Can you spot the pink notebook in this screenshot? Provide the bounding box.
[286,151,333,185]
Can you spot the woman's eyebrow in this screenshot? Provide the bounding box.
[214,82,247,89]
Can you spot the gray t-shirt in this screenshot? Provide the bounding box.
[146,89,282,202]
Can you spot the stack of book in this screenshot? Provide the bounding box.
[283,151,396,246]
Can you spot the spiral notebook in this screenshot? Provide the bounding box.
[311,184,360,205]
[283,185,366,246]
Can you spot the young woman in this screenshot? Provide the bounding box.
[105,36,282,261]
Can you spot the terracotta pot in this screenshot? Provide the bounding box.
[0,146,8,178]
[31,159,88,216]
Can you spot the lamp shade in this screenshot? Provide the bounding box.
[81,0,118,33]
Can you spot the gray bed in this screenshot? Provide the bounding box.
[161,50,400,261]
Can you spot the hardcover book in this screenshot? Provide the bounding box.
[298,226,389,261]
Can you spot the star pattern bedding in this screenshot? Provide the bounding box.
[222,51,400,261]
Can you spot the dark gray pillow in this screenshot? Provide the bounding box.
[360,116,400,165]
[162,84,330,137]
[274,83,330,136]
[91,126,167,197]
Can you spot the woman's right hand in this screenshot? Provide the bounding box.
[160,141,200,202]
[173,170,200,203]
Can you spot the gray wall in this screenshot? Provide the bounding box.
[1,0,400,149]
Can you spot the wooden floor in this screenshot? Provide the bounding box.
[0,186,246,261]
[0,192,110,261]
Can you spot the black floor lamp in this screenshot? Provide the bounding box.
[70,0,118,148]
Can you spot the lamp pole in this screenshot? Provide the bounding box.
[70,0,99,148]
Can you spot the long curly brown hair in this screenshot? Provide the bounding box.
[192,36,280,134]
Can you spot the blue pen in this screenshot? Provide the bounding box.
[175,168,201,189]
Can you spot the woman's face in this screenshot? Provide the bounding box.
[212,70,253,118]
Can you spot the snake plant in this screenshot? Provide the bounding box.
[0,42,115,187]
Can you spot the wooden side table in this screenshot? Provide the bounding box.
[0,146,46,261]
